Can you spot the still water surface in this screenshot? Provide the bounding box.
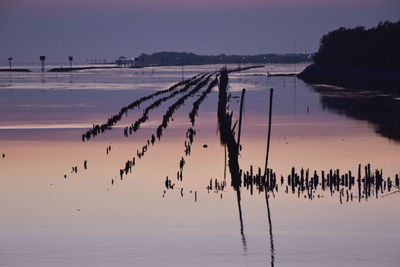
[0,64,399,266]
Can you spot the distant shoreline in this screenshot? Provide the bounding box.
[48,66,123,72]
[298,64,400,93]
[132,51,312,67]
[0,68,30,72]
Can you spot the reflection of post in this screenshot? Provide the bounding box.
[264,88,275,266]
[265,189,274,266]
[224,144,227,184]
[236,189,247,254]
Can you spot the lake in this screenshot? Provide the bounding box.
[0,63,399,266]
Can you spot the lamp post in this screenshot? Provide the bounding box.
[68,56,73,70]
[40,56,46,72]
[8,57,13,71]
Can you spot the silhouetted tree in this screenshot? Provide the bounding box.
[314,20,400,71]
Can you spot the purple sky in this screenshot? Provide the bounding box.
[0,0,399,63]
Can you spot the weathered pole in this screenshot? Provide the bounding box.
[237,88,246,154]
[264,88,274,177]
[264,88,274,266]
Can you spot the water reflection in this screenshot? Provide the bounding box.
[59,66,398,265]
[236,189,248,255]
[117,73,215,184]
[82,72,207,141]
[215,69,399,265]
[217,68,249,256]
[312,85,400,142]
[112,66,259,184]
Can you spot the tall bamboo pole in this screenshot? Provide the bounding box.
[264,88,274,266]
[237,88,246,154]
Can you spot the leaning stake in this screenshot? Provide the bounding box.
[264,88,273,179]
[264,88,274,266]
[237,88,246,154]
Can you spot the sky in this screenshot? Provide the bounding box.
[0,0,399,63]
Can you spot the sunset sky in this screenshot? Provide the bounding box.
[1,0,399,63]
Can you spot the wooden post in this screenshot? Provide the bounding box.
[264,88,274,179]
[264,88,274,266]
[237,88,246,154]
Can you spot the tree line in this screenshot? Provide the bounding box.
[133,51,311,66]
[313,20,400,71]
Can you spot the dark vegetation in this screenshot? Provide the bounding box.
[48,66,120,72]
[299,64,400,91]
[0,68,30,72]
[314,20,400,71]
[132,52,311,67]
[299,20,400,91]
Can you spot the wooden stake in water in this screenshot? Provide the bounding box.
[264,88,274,266]
[264,88,274,178]
[237,88,246,154]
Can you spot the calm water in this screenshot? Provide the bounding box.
[0,64,399,266]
